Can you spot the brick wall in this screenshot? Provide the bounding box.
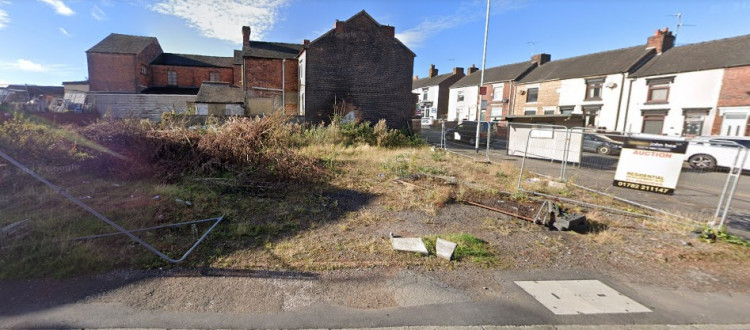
[713,66,750,135]
[87,53,137,92]
[481,81,512,119]
[136,41,164,91]
[244,57,298,115]
[150,65,234,88]
[512,80,561,115]
[304,13,415,129]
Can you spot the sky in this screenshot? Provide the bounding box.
[1,0,750,86]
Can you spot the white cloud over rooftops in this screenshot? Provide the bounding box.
[149,0,289,43]
[38,0,75,16]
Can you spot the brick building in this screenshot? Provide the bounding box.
[86,33,235,94]
[240,26,304,116]
[300,11,416,129]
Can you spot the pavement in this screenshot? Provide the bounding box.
[2,269,750,329]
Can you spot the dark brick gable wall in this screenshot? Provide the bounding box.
[713,66,750,135]
[304,14,415,129]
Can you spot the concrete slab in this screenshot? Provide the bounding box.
[391,237,428,255]
[435,238,457,260]
[515,280,651,315]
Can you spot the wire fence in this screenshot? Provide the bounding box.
[419,120,750,234]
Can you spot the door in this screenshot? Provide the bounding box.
[721,112,748,137]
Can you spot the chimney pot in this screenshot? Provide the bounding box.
[647,27,675,54]
[428,64,438,78]
[414,75,419,80]
[531,53,551,66]
[468,64,478,75]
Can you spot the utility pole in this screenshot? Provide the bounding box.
[474,0,491,153]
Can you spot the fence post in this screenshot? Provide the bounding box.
[712,145,747,228]
[441,120,446,150]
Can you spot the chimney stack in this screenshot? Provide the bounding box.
[453,67,464,75]
[382,25,395,38]
[647,27,675,54]
[467,64,478,75]
[242,26,251,47]
[428,64,438,78]
[303,39,310,47]
[531,53,551,66]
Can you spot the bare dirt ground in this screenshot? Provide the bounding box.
[2,147,749,316]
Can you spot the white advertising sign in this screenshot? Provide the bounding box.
[613,137,688,195]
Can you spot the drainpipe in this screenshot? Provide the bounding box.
[621,78,635,132]
[614,73,627,131]
[282,58,286,113]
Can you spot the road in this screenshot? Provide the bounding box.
[420,127,750,236]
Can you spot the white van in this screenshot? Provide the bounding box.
[685,136,750,171]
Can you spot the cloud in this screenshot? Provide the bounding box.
[91,5,106,21]
[0,59,47,72]
[148,0,289,42]
[396,0,524,49]
[59,27,71,36]
[0,1,9,29]
[38,0,75,16]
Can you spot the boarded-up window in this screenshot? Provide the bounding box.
[167,71,177,86]
[209,72,220,82]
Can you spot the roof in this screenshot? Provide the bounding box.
[310,10,416,58]
[242,41,304,59]
[62,80,89,85]
[631,34,750,77]
[151,53,233,68]
[412,71,463,89]
[451,61,536,88]
[87,33,158,54]
[519,46,653,83]
[196,83,244,103]
[5,85,63,95]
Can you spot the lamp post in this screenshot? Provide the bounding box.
[474,0,491,152]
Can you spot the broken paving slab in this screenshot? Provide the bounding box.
[391,237,429,255]
[436,238,457,260]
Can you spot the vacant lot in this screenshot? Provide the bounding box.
[1,114,748,303]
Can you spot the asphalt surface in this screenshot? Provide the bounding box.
[420,127,750,238]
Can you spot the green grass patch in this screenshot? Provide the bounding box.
[422,233,496,265]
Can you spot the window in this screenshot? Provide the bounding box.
[559,106,575,114]
[646,77,674,103]
[585,78,604,101]
[492,86,503,101]
[141,65,147,76]
[526,87,538,103]
[209,71,220,82]
[421,88,428,101]
[582,105,601,127]
[544,109,555,115]
[524,107,537,116]
[167,71,177,86]
[457,91,464,102]
[641,110,668,134]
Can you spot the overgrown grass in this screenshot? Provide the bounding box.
[422,233,496,265]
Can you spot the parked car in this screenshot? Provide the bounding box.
[582,133,623,155]
[685,136,750,171]
[445,121,494,145]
